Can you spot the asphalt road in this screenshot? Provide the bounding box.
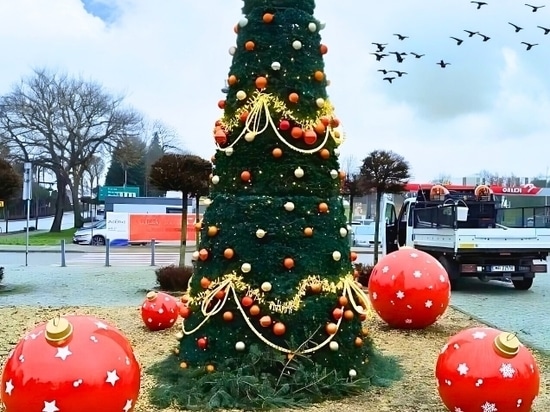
[0,252,65,266]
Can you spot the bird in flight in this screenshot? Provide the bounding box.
[383,77,395,83]
[390,70,408,77]
[537,25,550,34]
[372,42,388,52]
[437,60,451,68]
[389,51,407,63]
[370,52,388,61]
[378,69,389,74]
[477,32,491,41]
[450,36,464,45]
[410,52,425,58]
[525,4,545,12]
[464,30,479,37]
[471,1,488,9]
[393,33,409,40]
[508,22,523,32]
[521,41,539,50]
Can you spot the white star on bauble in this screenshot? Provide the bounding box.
[410,252,419,258]
[413,270,422,278]
[106,369,120,386]
[55,346,73,361]
[472,331,487,339]
[158,308,164,314]
[457,363,469,375]
[382,266,389,273]
[5,379,14,395]
[95,321,108,330]
[371,292,378,300]
[42,400,60,412]
[425,300,433,308]
[454,407,464,412]
[396,290,405,299]
[439,275,447,282]
[499,363,516,378]
[123,399,133,412]
[481,401,498,412]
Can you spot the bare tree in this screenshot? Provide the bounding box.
[86,155,105,194]
[431,173,453,185]
[114,135,145,187]
[0,68,142,230]
[359,150,411,264]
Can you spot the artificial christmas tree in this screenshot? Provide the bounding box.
[153,0,398,407]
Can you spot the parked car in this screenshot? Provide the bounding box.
[352,224,380,248]
[73,220,107,245]
[351,218,374,226]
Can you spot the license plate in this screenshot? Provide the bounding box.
[491,265,514,272]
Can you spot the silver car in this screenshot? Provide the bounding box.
[73,220,107,245]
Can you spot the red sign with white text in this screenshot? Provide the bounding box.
[404,183,545,196]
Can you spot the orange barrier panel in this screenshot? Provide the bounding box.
[129,214,201,242]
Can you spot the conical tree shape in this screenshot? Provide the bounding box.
[173,1,397,406]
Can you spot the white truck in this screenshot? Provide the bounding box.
[380,184,550,290]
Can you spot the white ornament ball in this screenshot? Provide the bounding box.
[329,341,339,351]
[339,228,348,237]
[238,18,248,27]
[308,22,317,32]
[330,169,338,179]
[334,148,340,156]
[316,98,325,108]
[332,251,342,261]
[261,282,272,292]
[211,175,220,184]
[292,40,302,50]
[284,202,295,211]
[203,198,212,205]
[241,263,252,273]
[271,61,281,70]
[244,132,256,142]
[228,46,237,56]
[225,147,234,156]
[319,21,326,30]
[294,167,304,178]
[235,341,246,351]
[236,90,247,100]
[349,369,357,378]
[256,229,266,238]
[192,251,200,260]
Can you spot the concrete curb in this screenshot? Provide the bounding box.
[450,304,550,355]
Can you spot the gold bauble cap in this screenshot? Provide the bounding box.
[146,291,158,301]
[493,332,520,358]
[45,316,73,344]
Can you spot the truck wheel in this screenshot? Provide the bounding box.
[512,278,533,291]
[438,256,460,290]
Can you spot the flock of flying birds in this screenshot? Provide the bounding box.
[371,2,550,84]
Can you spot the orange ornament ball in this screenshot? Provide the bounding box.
[318,202,329,213]
[350,251,358,261]
[325,322,338,335]
[207,226,218,236]
[314,70,325,81]
[245,41,255,51]
[320,44,328,54]
[331,117,340,127]
[241,170,251,181]
[304,129,318,145]
[319,148,330,159]
[332,307,343,320]
[310,283,322,294]
[179,306,191,319]
[288,92,299,103]
[214,129,227,145]
[338,296,349,307]
[194,221,203,230]
[314,122,326,134]
[200,277,211,289]
[290,127,303,139]
[272,147,283,158]
[223,311,234,322]
[273,322,286,336]
[223,248,234,259]
[354,337,364,347]
[344,310,355,321]
[283,257,295,269]
[249,305,261,316]
[228,75,237,85]
[320,116,330,126]
[259,315,272,327]
[303,227,313,237]
[339,170,346,179]
[217,100,226,109]
[206,364,215,373]
[263,13,274,23]
[199,249,209,261]
[180,361,188,369]
[255,76,268,89]
[242,296,254,307]
[239,111,249,122]
[233,25,239,34]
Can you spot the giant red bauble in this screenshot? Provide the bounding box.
[435,327,540,412]
[368,248,450,329]
[0,315,141,412]
[140,291,179,331]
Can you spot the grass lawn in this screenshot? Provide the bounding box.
[0,228,75,246]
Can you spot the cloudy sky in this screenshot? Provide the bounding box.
[1,0,549,182]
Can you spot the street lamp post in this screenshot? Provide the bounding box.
[23,162,33,267]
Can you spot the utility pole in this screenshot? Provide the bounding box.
[23,162,33,267]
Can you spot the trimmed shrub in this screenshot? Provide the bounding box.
[354,263,374,287]
[155,265,193,292]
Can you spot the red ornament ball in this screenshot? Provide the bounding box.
[140,291,179,331]
[435,327,540,412]
[368,248,450,329]
[279,119,290,130]
[0,315,140,412]
[197,337,208,350]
